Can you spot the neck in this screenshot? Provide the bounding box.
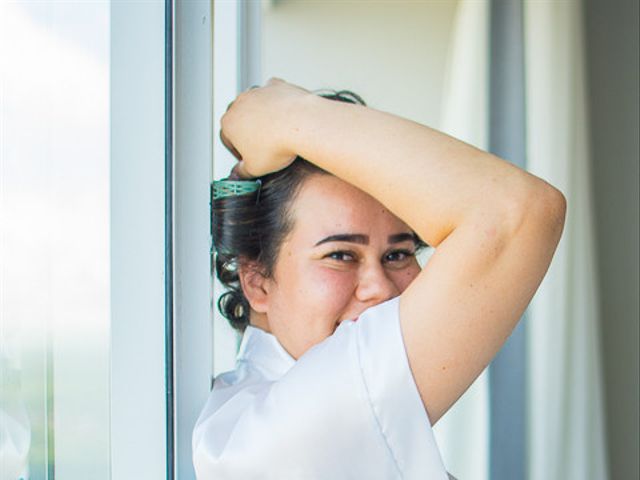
[249,310,271,333]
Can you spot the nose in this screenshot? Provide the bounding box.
[354,262,400,305]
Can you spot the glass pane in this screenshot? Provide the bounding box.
[0,2,110,479]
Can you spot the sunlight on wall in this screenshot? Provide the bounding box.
[262,0,458,127]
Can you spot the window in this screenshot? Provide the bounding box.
[0,2,110,478]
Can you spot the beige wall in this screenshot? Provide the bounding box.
[261,0,458,127]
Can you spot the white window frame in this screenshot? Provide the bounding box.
[110,1,168,478]
[211,0,241,379]
[173,0,214,478]
[111,1,261,477]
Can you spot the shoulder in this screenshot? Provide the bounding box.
[192,297,448,479]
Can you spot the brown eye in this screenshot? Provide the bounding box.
[383,250,414,263]
[325,251,356,262]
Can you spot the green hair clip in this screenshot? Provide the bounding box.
[212,179,262,201]
[211,179,262,255]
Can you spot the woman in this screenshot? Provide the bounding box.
[193,79,566,479]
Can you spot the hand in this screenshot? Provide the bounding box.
[220,78,311,178]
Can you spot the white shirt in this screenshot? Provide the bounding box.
[193,297,450,479]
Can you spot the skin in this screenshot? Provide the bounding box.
[241,173,421,360]
[224,78,566,424]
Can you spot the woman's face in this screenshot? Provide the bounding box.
[252,174,421,360]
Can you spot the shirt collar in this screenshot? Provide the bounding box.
[236,325,296,379]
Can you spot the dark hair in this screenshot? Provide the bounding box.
[212,89,423,333]
[213,159,326,333]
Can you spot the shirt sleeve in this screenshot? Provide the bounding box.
[193,297,448,480]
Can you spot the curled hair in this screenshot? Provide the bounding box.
[213,90,367,333]
[213,159,326,332]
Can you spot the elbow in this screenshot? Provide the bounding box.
[532,184,566,230]
[547,186,567,231]
[513,183,567,242]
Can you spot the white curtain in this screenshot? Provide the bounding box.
[435,1,609,479]
[525,1,609,479]
[433,1,490,480]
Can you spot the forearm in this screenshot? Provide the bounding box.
[288,94,550,246]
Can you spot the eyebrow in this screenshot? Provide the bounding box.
[314,232,417,247]
[388,232,418,244]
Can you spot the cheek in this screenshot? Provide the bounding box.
[273,260,356,317]
[272,266,356,354]
[301,266,356,309]
[392,264,421,292]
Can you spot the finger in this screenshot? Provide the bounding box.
[267,77,284,86]
[240,85,260,95]
[219,129,242,161]
[227,165,242,180]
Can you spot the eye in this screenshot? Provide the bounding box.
[383,249,414,263]
[324,250,356,262]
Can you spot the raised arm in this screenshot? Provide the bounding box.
[221,78,566,424]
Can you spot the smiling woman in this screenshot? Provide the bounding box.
[194,79,566,479]
[211,91,406,346]
[243,171,424,359]
[213,159,428,359]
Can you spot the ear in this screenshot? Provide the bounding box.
[237,262,270,313]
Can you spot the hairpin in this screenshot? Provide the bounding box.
[212,179,262,200]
